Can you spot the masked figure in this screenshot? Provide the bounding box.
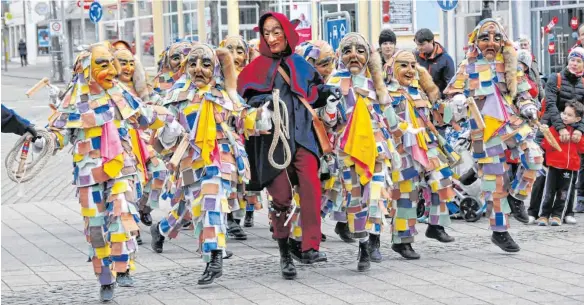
[221,35,249,75]
[295,40,336,82]
[316,33,399,271]
[248,38,260,62]
[383,50,459,260]
[444,19,543,252]
[149,44,250,285]
[152,41,192,99]
[237,12,340,280]
[112,47,167,241]
[43,43,173,302]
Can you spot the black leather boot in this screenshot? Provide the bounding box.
[288,238,302,262]
[368,234,383,262]
[300,249,328,264]
[227,213,248,240]
[139,211,152,226]
[357,241,371,272]
[391,243,420,260]
[321,233,327,242]
[334,222,355,243]
[425,225,455,243]
[197,250,223,285]
[99,283,115,302]
[136,232,143,245]
[150,222,165,253]
[277,238,297,280]
[508,196,529,224]
[491,231,520,252]
[244,210,254,228]
[116,270,134,287]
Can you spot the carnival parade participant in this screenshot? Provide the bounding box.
[291,40,354,244]
[237,12,341,279]
[444,19,543,252]
[248,38,260,62]
[321,33,399,270]
[112,46,168,244]
[384,50,458,260]
[38,42,175,301]
[149,44,250,285]
[152,41,192,101]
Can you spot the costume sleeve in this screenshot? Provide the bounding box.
[443,60,468,97]
[1,105,32,136]
[544,74,565,132]
[156,104,183,150]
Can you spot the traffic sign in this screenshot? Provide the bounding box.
[50,21,63,36]
[89,2,103,23]
[323,12,351,52]
[437,0,458,11]
[34,2,49,16]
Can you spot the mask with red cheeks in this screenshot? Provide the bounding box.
[476,22,504,61]
[393,52,417,87]
[262,17,287,54]
[339,34,370,75]
[186,45,215,88]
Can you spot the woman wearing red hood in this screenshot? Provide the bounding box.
[237,12,341,280]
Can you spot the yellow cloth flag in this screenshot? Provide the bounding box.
[342,95,377,185]
[195,99,217,166]
[129,129,148,184]
[103,154,124,178]
[483,115,505,143]
[406,97,428,151]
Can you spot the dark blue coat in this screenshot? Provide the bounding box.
[1,104,32,136]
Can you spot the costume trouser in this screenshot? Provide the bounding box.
[474,132,542,232]
[538,167,577,219]
[80,177,140,286]
[528,171,547,218]
[139,159,168,214]
[267,147,322,252]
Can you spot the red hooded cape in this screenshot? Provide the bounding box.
[237,12,321,104]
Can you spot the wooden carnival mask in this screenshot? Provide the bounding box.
[222,36,248,71]
[339,33,370,75]
[187,45,216,88]
[168,42,190,73]
[477,21,504,62]
[114,49,135,83]
[262,17,287,54]
[90,44,117,90]
[393,51,417,87]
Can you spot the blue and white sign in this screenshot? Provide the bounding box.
[325,18,348,51]
[437,0,458,11]
[89,2,102,24]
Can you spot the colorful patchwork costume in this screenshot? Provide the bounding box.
[444,19,543,252]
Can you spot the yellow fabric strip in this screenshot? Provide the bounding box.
[195,99,217,166]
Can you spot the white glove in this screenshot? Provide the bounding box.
[325,94,340,114]
[32,137,46,154]
[160,120,184,147]
[450,94,468,122]
[521,105,538,120]
[405,126,425,135]
[256,102,273,132]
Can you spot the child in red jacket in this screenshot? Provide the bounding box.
[538,101,584,226]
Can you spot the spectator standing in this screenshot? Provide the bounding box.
[536,101,584,226]
[378,28,396,67]
[518,35,544,102]
[414,28,454,99]
[18,39,27,67]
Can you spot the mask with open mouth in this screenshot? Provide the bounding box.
[476,21,504,62]
[221,36,249,72]
[187,44,216,88]
[114,49,135,83]
[339,33,370,75]
[90,44,118,90]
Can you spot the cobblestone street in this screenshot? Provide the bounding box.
[2,62,584,305]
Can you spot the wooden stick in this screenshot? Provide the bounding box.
[26,77,50,98]
[466,97,485,131]
[535,121,562,152]
[15,136,32,179]
[169,134,190,170]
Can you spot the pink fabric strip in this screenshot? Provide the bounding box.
[101,120,123,164]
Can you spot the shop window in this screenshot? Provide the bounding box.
[139,17,155,68]
[120,20,136,48]
[164,0,178,13]
[468,1,482,14]
[137,0,153,16]
[495,0,509,11]
[121,1,134,19]
[164,14,180,46]
[340,3,357,34]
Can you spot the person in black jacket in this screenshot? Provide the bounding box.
[378,28,396,67]
[414,28,454,99]
[542,47,584,223]
[18,39,27,67]
[1,104,37,138]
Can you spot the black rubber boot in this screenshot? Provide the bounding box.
[116,270,134,287]
[368,234,383,262]
[491,231,520,252]
[150,222,165,253]
[299,249,328,264]
[425,225,455,243]
[288,238,302,262]
[227,213,248,240]
[391,243,420,260]
[139,211,152,226]
[243,210,254,228]
[334,222,356,243]
[321,233,327,242]
[197,250,223,285]
[508,196,529,224]
[136,232,143,245]
[99,284,115,302]
[357,241,371,272]
[277,238,297,280]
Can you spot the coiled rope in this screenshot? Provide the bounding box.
[267,89,292,169]
[5,129,56,183]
